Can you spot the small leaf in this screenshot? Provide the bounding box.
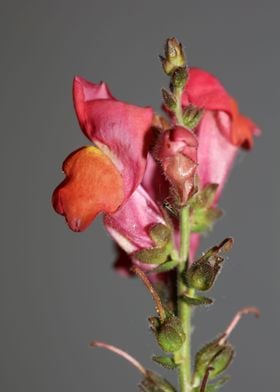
[152,356,178,369]
[190,184,219,209]
[191,207,223,233]
[139,370,177,392]
[181,293,213,306]
[149,260,179,274]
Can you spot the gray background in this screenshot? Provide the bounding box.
[0,0,278,390]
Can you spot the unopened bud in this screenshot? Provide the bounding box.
[161,88,177,111]
[171,66,187,90]
[160,37,186,76]
[183,105,204,129]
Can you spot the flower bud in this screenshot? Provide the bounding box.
[183,105,203,129]
[161,88,177,111]
[150,315,186,353]
[154,126,198,205]
[171,66,187,90]
[194,338,234,381]
[160,37,186,76]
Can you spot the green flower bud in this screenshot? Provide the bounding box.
[171,66,187,90]
[183,106,204,129]
[161,88,177,111]
[156,315,186,353]
[194,338,234,381]
[160,37,186,76]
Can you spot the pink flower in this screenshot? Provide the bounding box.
[181,67,260,201]
[53,76,158,236]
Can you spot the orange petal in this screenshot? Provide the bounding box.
[52,146,124,231]
[230,98,254,149]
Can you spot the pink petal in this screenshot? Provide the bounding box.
[104,185,165,252]
[73,77,153,200]
[182,67,232,113]
[197,111,237,202]
[142,154,170,205]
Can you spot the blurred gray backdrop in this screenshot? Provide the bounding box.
[0,1,278,391]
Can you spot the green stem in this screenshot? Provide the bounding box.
[175,206,192,392]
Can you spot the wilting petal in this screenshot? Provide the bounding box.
[52,146,124,232]
[104,185,166,252]
[197,111,237,202]
[73,76,153,199]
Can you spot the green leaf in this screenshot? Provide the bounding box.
[191,207,223,233]
[181,293,213,306]
[190,184,219,209]
[152,355,178,369]
[149,260,179,274]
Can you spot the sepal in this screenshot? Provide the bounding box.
[189,184,223,233]
[193,377,229,392]
[133,224,172,265]
[194,336,234,381]
[139,370,177,392]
